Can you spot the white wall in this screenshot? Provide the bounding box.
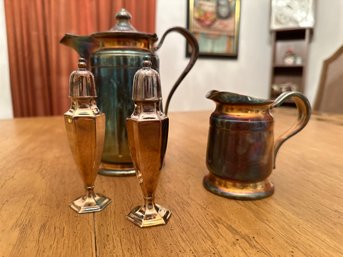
[156,0,272,112]
[306,0,343,103]
[0,0,12,119]
[156,0,343,112]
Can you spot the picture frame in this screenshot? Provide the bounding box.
[187,0,241,59]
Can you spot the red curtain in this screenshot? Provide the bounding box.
[4,0,156,117]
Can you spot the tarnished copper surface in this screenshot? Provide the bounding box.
[205,90,311,200]
[98,162,135,176]
[203,173,274,200]
[206,104,274,183]
[99,38,153,50]
[65,115,105,187]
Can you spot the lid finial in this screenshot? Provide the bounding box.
[110,8,137,32]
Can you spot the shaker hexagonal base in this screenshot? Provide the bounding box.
[70,192,111,214]
[127,204,172,228]
[203,173,274,200]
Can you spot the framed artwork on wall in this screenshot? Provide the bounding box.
[187,0,241,58]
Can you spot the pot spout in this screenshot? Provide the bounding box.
[60,34,99,60]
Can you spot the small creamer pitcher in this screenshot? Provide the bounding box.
[204,90,311,200]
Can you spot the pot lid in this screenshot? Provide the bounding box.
[91,8,157,41]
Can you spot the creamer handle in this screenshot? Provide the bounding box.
[272,91,311,168]
[155,27,199,114]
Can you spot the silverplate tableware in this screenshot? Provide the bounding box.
[60,8,199,176]
[204,90,311,200]
[64,58,111,213]
[126,57,171,227]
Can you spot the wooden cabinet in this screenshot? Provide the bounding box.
[270,28,312,99]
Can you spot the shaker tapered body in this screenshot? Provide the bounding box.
[127,117,169,198]
[64,113,105,187]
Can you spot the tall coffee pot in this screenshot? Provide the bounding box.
[61,9,199,176]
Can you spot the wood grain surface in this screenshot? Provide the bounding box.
[0,108,342,257]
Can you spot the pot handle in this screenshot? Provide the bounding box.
[154,27,199,114]
[271,91,311,168]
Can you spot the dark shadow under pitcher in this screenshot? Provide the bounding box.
[203,90,311,200]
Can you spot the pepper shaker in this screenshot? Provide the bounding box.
[126,57,171,227]
[64,58,111,214]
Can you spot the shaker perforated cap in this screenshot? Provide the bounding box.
[132,56,162,102]
[69,58,97,98]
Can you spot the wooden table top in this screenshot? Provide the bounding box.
[0,108,342,257]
